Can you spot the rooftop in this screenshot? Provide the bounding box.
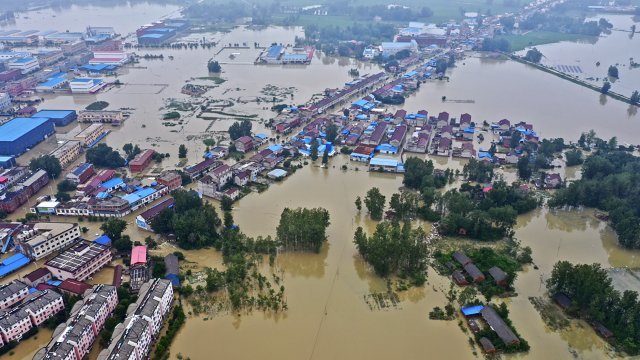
[0,117,52,142]
[45,240,110,273]
[131,246,147,266]
[32,110,75,119]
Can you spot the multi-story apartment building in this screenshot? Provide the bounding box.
[45,240,112,281]
[0,281,29,310]
[0,290,63,345]
[74,124,106,147]
[16,223,81,260]
[49,140,82,169]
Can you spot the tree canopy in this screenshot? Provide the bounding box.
[364,187,386,221]
[86,143,125,168]
[228,120,252,141]
[276,207,330,252]
[29,155,61,179]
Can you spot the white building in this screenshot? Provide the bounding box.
[0,281,29,310]
[0,51,31,61]
[90,50,129,65]
[16,222,81,260]
[7,56,40,74]
[70,78,106,93]
[0,92,11,111]
[380,41,418,58]
[45,240,113,281]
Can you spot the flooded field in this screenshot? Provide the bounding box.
[1,3,640,359]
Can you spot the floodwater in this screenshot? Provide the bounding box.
[3,5,640,359]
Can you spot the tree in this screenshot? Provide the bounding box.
[29,155,61,179]
[510,130,522,149]
[524,48,542,63]
[310,140,319,161]
[208,59,222,72]
[223,211,234,229]
[221,196,233,212]
[355,196,362,211]
[55,192,71,202]
[228,120,252,141]
[325,123,338,143]
[601,81,611,94]
[630,90,640,104]
[463,158,494,182]
[321,147,329,165]
[364,187,386,220]
[565,149,583,166]
[57,180,77,192]
[86,143,125,168]
[100,218,127,242]
[123,143,141,161]
[276,207,330,252]
[608,65,619,78]
[178,144,188,159]
[517,156,532,180]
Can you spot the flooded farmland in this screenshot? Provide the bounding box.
[1,3,640,359]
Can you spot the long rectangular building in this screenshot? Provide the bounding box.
[0,117,55,156]
[45,240,112,281]
[16,222,81,260]
[0,290,64,345]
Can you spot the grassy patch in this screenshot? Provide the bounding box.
[196,76,226,84]
[86,101,109,111]
[163,111,181,120]
[497,31,596,52]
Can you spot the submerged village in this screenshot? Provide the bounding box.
[0,0,638,359]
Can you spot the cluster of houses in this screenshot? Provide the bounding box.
[30,167,181,218]
[461,304,521,353]
[450,251,509,287]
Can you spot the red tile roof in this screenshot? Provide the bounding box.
[131,246,147,266]
[59,279,92,295]
[23,267,51,282]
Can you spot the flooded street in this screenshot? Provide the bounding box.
[1,3,640,359]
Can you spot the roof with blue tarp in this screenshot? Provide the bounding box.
[165,273,180,287]
[463,127,475,133]
[80,64,117,72]
[0,253,31,278]
[376,144,398,153]
[356,114,368,120]
[423,72,433,78]
[94,235,112,246]
[268,144,283,152]
[461,305,484,316]
[403,70,418,78]
[392,85,404,92]
[255,133,268,139]
[101,178,124,190]
[96,192,110,199]
[516,128,537,136]
[46,280,62,286]
[478,152,493,159]
[266,45,283,58]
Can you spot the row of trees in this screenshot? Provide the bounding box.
[228,119,252,141]
[547,262,640,355]
[354,222,428,285]
[276,207,330,252]
[549,143,640,248]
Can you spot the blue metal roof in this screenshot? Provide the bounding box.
[376,144,398,153]
[255,133,268,139]
[94,235,112,246]
[101,178,124,189]
[0,253,31,278]
[0,117,51,142]
[33,110,74,119]
[10,56,36,64]
[165,273,180,286]
[140,33,165,39]
[369,157,400,167]
[267,45,283,58]
[268,144,283,152]
[134,187,156,198]
[461,305,485,316]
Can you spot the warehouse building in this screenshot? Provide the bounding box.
[0,117,55,156]
[45,240,112,281]
[32,109,77,127]
[7,56,39,74]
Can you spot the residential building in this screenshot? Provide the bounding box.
[74,123,106,147]
[234,136,254,153]
[209,164,232,189]
[480,306,520,345]
[34,285,118,360]
[0,117,55,156]
[61,40,88,55]
[129,149,155,173]
[0,93,11,111]
[135,198,175,231]
[184,158,220,180]
[130,246,148,292]
[155,171,181,191]
[22,268,52,287]
[65,163,95,184]
[0,169,50,214]
[45,240,112,281]
[57,279,92,297]
[15,222,81,260]
[463,263,485,282]
[380,41,418,58]
[0,306,32,343]
[488,266,508,286]
[368,157,404,173]
[7,57,39,74]
[164,254,180,287]
[0,281,29,310]
[0,290,64,344]
[234,170,251,187]
[49,140,82,169]
[544,173,562,189]
[78,110,125,124]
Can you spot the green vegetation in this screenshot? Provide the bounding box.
[178,144,188,159]
[56,179,76,192]
[388,191,421,221]
[497,31,593,52]
[564,149,583,166]
[601,81,611,94]
[354,222,428,285]
[310,140,319,161]
[524,47,543,63]
[99,287,137,347]
[550,138,640,248]
[100,218,132,253]
[86,101,109,110]
[276,207,330,252]
[207,59,222,73]
[151,190,221,249]
[364,187,386,221]
[475,303,530,353]
[29,155,62,179]
[355,196,362,211]
[631,90,640,105]
[547,262,640,355]
[228,119,252,141]
[462,158,494,183]
[86,143,125,168]
[153,305,186,360]
[197,76,226,84]
[608,65,619,78]
[440,181,539,241]
[163,111,181,120]
[123,143,141,161]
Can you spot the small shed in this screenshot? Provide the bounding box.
[479,337,496,353]
[461,305,484,317]
[267,169,287,180]
[488,266,508,286]
[453,251,472,266]
[463,263,485,282]
[553,292,572,310]
[452,270,468,285]
[593,322,613,339]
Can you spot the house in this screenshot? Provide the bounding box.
[393,110,407,124]
[369,157,404,173]
[350,145,375,162]
[156,171,182,191]
[129,149,155,173]
[135,198,175,231]
[480,306,520,345]
[453,252,472,266]
[235,136,254,153]
[479,337,496,353]
[185,158,220,180]
[460,113,472,128]
[22,268,52,287]
[463,263,485,282]
[498,119,510,131]
[164,254,180,287]
[437,138,452,156]
[504,152,519,165]
[267,169,287,180]
[488,266,508,286]
[452,270,468,285]
[462,127,475,141]
[209,164,232,189]
[57,279,92,296]
[210,146,228,158]
[389,125,407,148]
[544,173,562,189]
[436,112,449,128]
[130,246,149,292]
[460,142,475,158]
[440,125,454,139]
[593,322,613,339]
[66,163,95,184]
[223,187,240,201]
[234,170,251,187]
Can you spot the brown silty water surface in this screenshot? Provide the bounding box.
[1,5,639,359]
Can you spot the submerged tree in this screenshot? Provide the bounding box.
[364,187,386,220]
[276,207,330,252]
